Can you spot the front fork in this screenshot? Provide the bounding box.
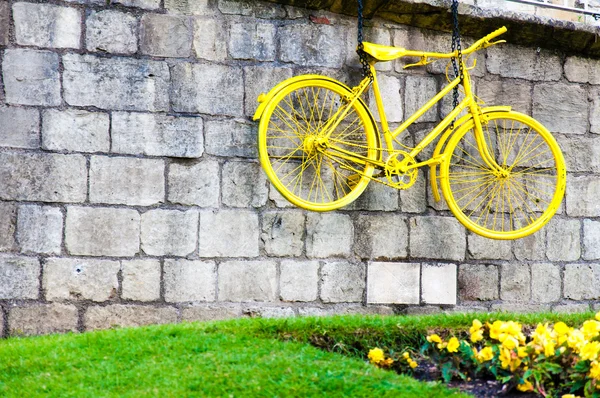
[470,105,505,175]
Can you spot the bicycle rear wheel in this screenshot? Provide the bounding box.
[257,79,378,211]
[440,111,566,240]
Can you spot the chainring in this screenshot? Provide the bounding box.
[385,151,418,190]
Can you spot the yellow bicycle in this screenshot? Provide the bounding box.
[253,27,566,240]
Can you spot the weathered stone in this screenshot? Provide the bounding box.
[298,304,395,317]
[354,214,408,260]
[121,259,161,302]
[422,263,457,305]
[229,21,276,61]
[193,17,227,60]
[141,209,198,257]
[404,75,438,122]
[565,56,600,85]
[564,263,600,300]
[347,182,399,211]
[42,109,110,153]
[254,2,286,18]
[17,205,63,255]
[476,78,532,114]
[0,256,39,299]
[85,305,178,331]
[243,306,295,318]
[164,259,216,302]
[0,203,16,251]
[218,261,277,301]
[86,10,137,54]
[112,0,160,9]
[531,263,561,303]
[199,210,259,257]
[409,217,466,261]
[244,66,293,117]
[546,218,580,261]
[65,206,140,257]
[306,213,353,258]
[181,304,241,322]
[583,219,600,260]
[404,306,443,315]
[8,304,78,336]
[280,260,319,302]
[0,107,39,149]
[204,119,257,158]
[171,63,244,116]
[490,303,551,313]
[553,303,591,313]
[13,3,81,49]
[222,162,268,208]
[367,262,419,304]
[218,0,253,15]
[467,232,512,260]
[63,54,169,111]
[321,261,365,303]
[269,185,296,208]
[446,306,489,314]
[514,229,546,261]
[566,176,600,217]
[44,258,119,302]
[279,24,345,68]
[140,14,192,58]
[591,87,600,135]
[261,211,305,257]
[487,45,561,81]
[0,1,8,45]
[556,135,600,173]
[532,83,588,135]
[458,264,499,301]
[368,74,403,123]
[400,169,427,213]
[90,156,165,206]
[3,49,61,106]
[0,152,87,202]
[165,0,213,15]
[500,264,530,301]
[168,160,219,207]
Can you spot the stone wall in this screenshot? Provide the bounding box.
[0,0,599,337]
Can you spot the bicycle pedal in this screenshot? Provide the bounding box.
[347,174,361,188]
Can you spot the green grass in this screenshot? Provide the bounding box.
[0,311,595,397]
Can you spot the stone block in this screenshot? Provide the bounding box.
[44,258,120,302]
[171,63,244,116]
[261,211,305,257]
[222,162,268,208]
[90,156,165,206]
[218,261,277,301]
[533,83,588,135]
[476,78,532,114]
[0,256,39,299]
[486,45,561,81]
[140,14,192,58]
[514,228,546,261]
[531,263,561,303]
[242,306,295,318]
[591,87,600,135]
[65,206,140,257]
[500,264,530,301]
[3,49,61,106]
[244,66,293,117]
[63,54,169,111]
[218,0,253,15]
[546,218,580,261]
[404,75,438,122]
[13,3,81,49]
[400,169,427,213]
[306,213,353,258]
[85,305,178,331]
[193,17,227,60]
[141,209,198,257]
[8,304,78,336]
[409,217,466,261]
[346,182,399,211]
[111,0,160,9]
[368,74,402,123]
[168,160,219,207]
[467,233,512,260]
[17,205,63,255]
[280,260,319,302]
[354,214,408,260]
[86,10,137,54]
[458,263,498,301]
[199,210,259,257]
[0,203,16,251]
[42,109,110,153]
[584,219,600,260]
[255,2,285,18]
[565,56,600,85]
[553,303,591,313]
[269,185,296,208]
[229,21,276,61]
[404,306,442,315]
[166,0,213,15]
[422,263,457,305]
[566,176,600,217]
[321,261,365,303]
[0,152,87,202]
[0,1,8,45]
[490,303,551,313]
[181,304,241,322]
[556,136,600,173]
[279,24,345,68]
[204,119,257,158]
[564,263,600,300]
[367,262,419,304]
[164,259,216,302]
[0,107,39,149]
[121,259,161,302]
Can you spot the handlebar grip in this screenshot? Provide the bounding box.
[484,26,507,42]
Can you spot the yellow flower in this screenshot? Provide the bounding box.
[544,340,556,357]
[381,358,394,367]
[499,347,512,369]
[477,347,494,362]
[469,319,483,335]
[402,352,410,359]
[447,337,460,353]
[554,321,570,336]
[409,359,418,369]
[590,361,600,380]
[471,329,484,343]
[582,320,600,339]
[501,336,518,350]
[427,334,442,344]
[517,346,528,358]
[517,380,534,392]
[368,348,385,364]
[581,341,600,362]
[562,395,581,398]
[568,329,586,352]
[488,321,503,340]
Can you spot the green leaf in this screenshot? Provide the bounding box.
[441,362,454,383]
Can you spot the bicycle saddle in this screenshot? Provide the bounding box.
[361,42,407,61]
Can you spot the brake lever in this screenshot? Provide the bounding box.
[483,39,506,49]
[403,56,435,69]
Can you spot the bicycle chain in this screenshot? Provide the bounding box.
[356,0,373,81]
[449,0,464,130]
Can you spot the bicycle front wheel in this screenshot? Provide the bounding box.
[257,79,378,211]
[440,111,566,240]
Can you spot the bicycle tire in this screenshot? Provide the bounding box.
[440,111,566,240]
[257,78,378,211]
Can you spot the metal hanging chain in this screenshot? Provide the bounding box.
[450,0,464,129]
[356,0,373,81]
